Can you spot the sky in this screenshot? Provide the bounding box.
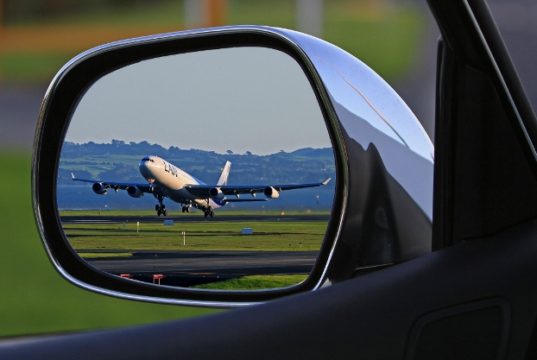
[65,46,332,155]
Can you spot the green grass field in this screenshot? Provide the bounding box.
[61,212,324,291]
[0,151,218,338]
[1,1,424,84]
[194,274,307,290]
[63,218,327,254]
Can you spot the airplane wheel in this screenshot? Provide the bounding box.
[162,210,167,216]
[210,211,214,218]
[156,204,166,216]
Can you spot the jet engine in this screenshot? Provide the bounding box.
[209,187,225,199]
[92,182,107,195]
[127,186,143,198]
[264,186,280,199]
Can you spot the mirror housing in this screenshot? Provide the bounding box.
[33,26,433,307]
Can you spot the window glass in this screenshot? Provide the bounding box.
[1,0,430,338]
[487,0,537,115]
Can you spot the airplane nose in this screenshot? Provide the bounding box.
[139,158,154,179]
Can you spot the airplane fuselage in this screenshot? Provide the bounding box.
[139,155,221,211]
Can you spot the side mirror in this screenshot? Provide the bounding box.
[33,26,433,307]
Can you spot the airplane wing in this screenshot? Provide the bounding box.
[185,178,331,198]
[70,173,153,194]
[222,198,267,204]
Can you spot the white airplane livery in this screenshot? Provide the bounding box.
[72,155,331,218]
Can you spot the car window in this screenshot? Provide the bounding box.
[0,0,430,338]
[487,0,537,116]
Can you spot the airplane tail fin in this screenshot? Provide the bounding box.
[217,161,232,186]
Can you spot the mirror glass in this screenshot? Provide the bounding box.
[57,46,335,291]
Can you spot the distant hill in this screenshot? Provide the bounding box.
[57,140,336,210]
[58,140,335,186]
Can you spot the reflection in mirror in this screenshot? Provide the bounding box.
[57,47,335,291]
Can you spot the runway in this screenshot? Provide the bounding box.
[86,250,318,287]
[61,213,330,224]
[64,213,325,286]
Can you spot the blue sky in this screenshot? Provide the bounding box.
[65,46,332,155]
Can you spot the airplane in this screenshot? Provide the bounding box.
[71,155,331,218]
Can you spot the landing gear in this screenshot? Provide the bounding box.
[181,205,190,213]
[155,204,167,216]
[203,199,214,219]
[203,208,214,218]
[155,194,166,216]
